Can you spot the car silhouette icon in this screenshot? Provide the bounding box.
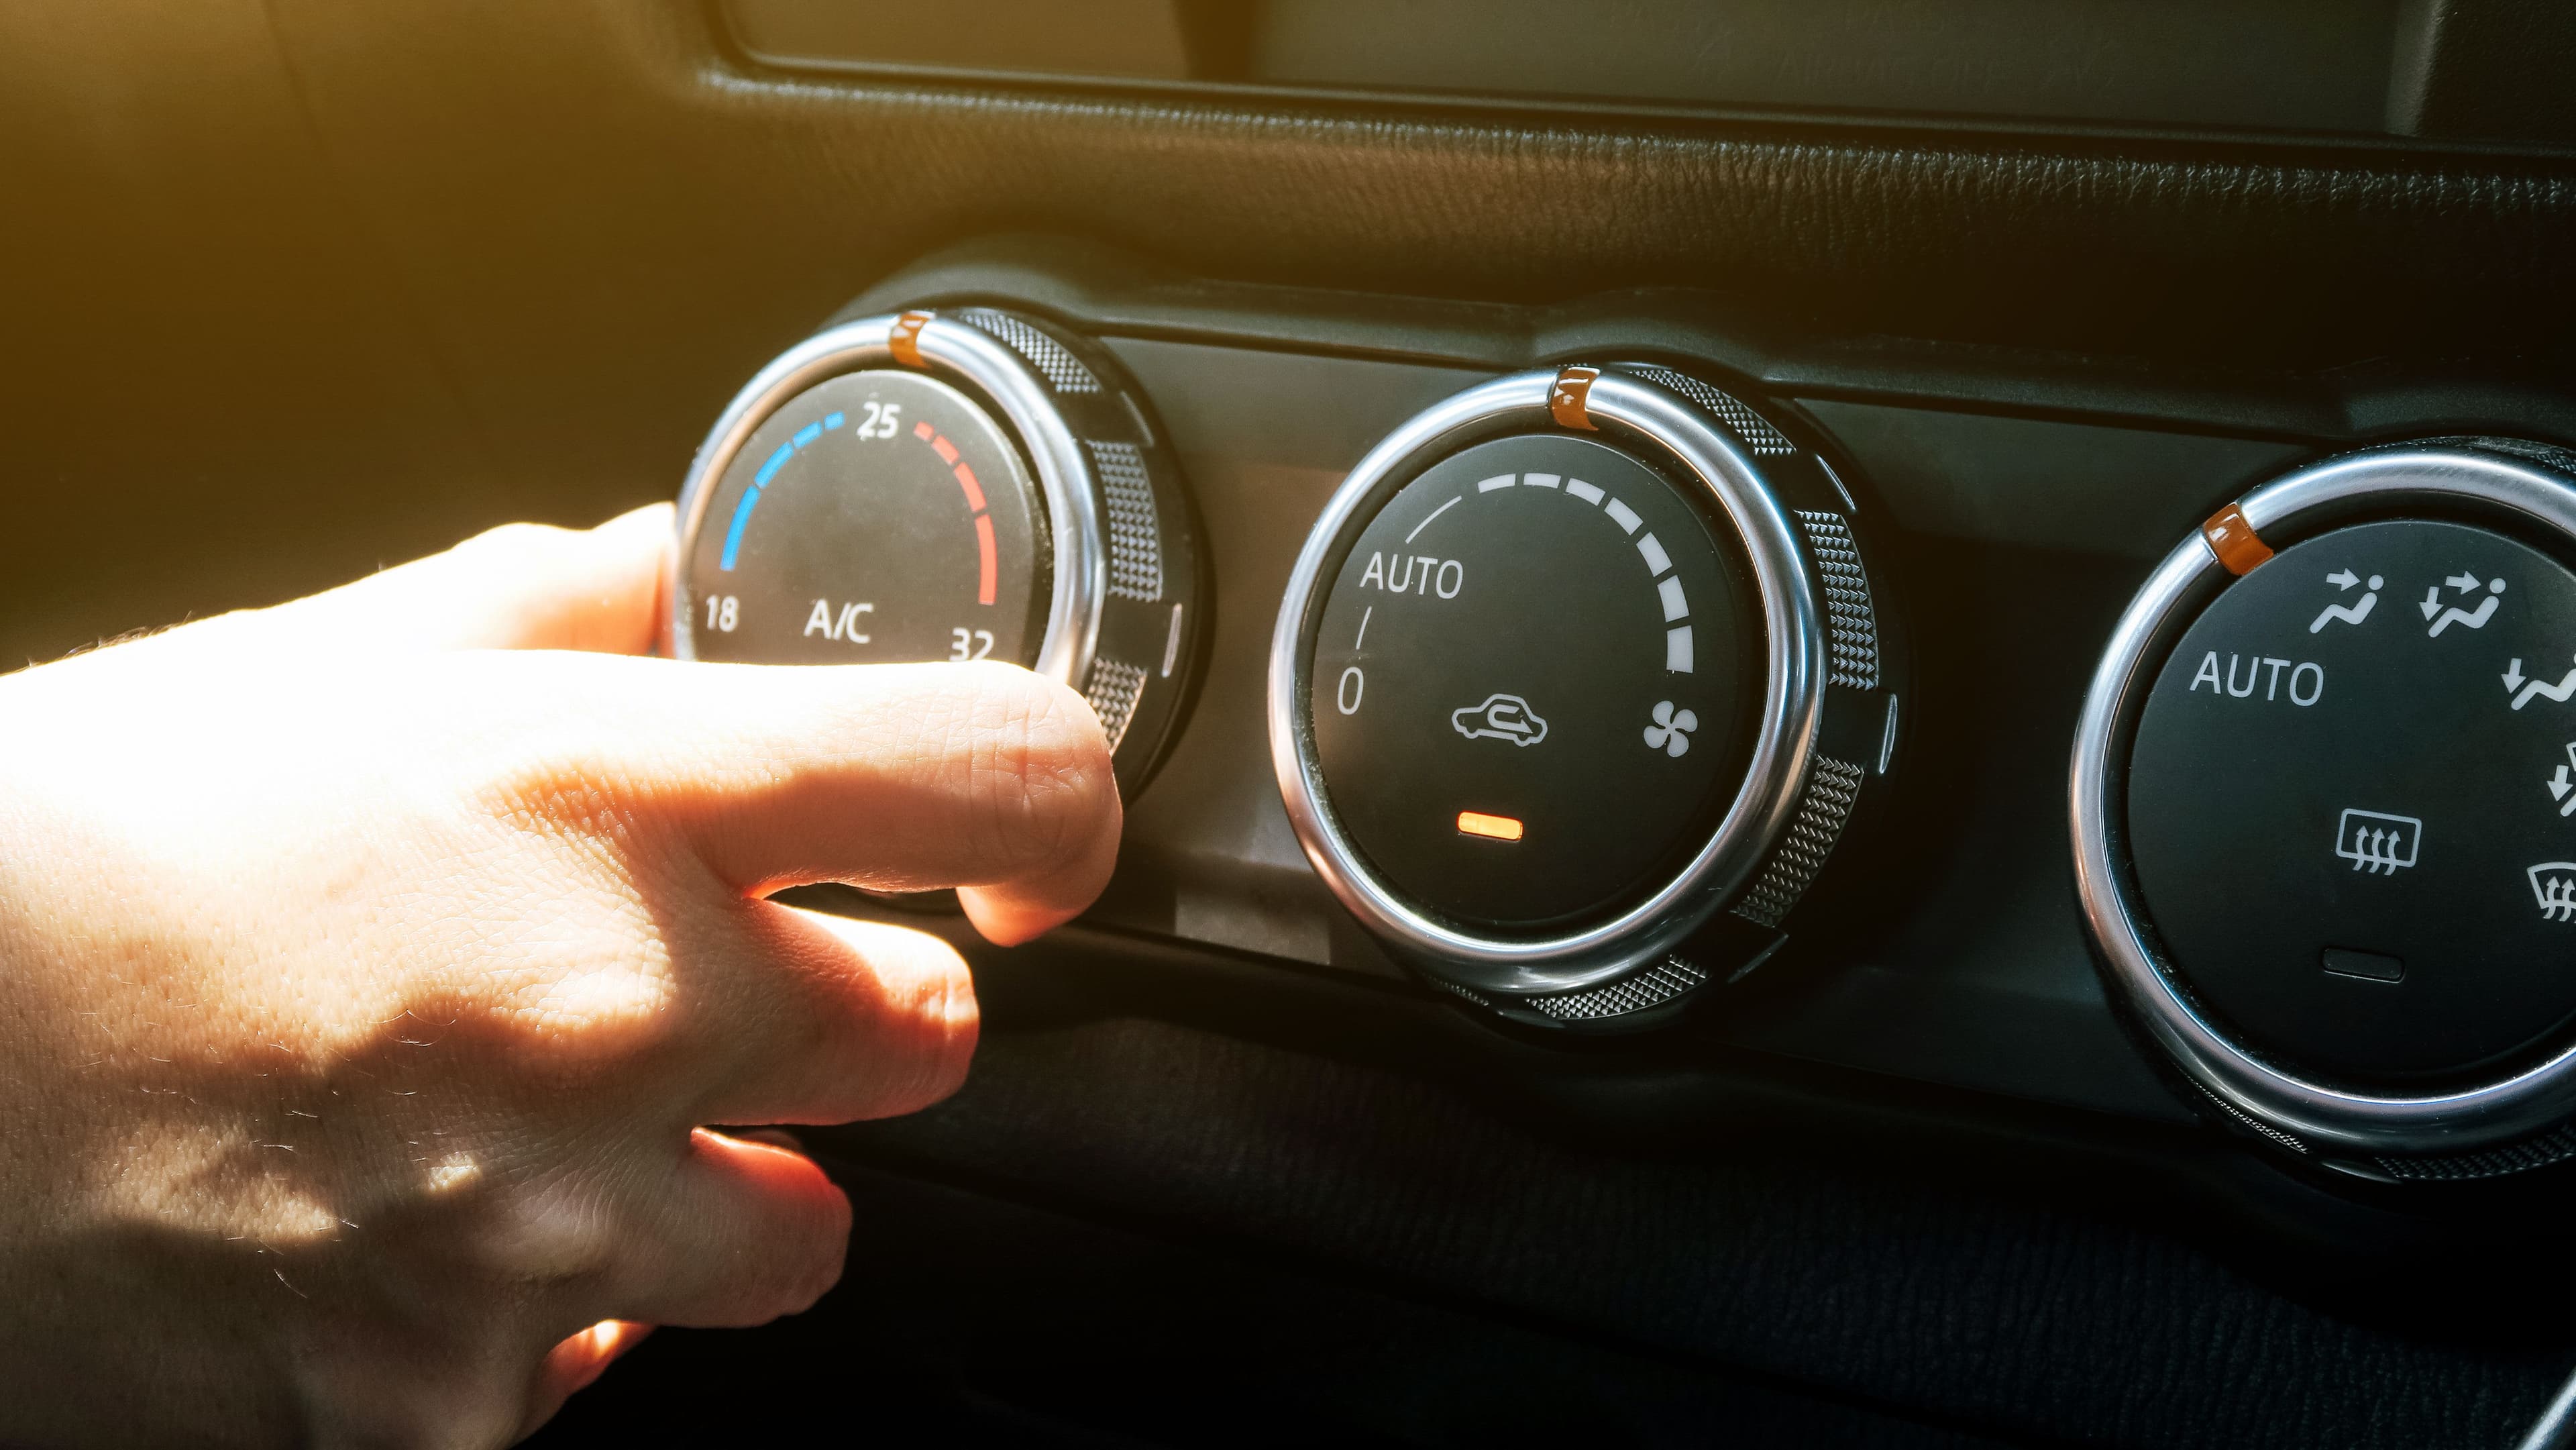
[1452,693,1548,746]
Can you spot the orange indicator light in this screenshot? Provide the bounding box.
[1456,811,1525,842]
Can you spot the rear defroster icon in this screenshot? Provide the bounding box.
[2531,863,2576,923]
[2334,809,2422,875]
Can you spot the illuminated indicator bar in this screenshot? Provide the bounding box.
[1637,531,1672,576]
[1658,576,1688,623]
[719,489,760,570]
[973,514,998,605]
[932,435,960,464]
[1456,811,1525,842]
[727,418,852,572]
[914,420,935,440]
[1522,472,1561,489]
[1604,499,1642,534]
[953,461,988,512]
[753,443,794,489]
[1566,479,1604,505]
[1476,474,1516,493]
[1666,625,1695,672]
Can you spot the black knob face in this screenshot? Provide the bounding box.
[682,370,1051,667]
[2127,519,2576,1083]
[1305,433,1760,932]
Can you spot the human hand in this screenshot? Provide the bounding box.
[0,505,1120,1446]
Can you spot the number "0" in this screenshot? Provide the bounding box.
[1336,666,1364,715]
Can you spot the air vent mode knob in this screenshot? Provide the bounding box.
[2074,440,2576,1178]
[1269,364,1902,1031]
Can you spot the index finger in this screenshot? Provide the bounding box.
[480,654,1122,945]
[248,504,676,657]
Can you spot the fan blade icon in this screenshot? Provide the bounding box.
[1644,701,1698,758]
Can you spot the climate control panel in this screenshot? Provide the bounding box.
[665,263,2576,1180]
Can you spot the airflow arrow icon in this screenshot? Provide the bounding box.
[2516,658,2576,711]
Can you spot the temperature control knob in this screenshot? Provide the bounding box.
[672,308,1201,790]
[2074,441,2576,1177]
[1270,364,1901,1030]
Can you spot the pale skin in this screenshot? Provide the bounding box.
[0,503,1121,1446]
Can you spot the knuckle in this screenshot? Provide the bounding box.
[764,1190,853,1316]
[478,751,641,843]
[809,926,977,1119]
[712,1202,848,1325]
[451,519,578,573]
[896,935,979,1108]
[471,1160,629,1292]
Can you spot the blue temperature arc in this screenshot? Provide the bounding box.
[718,411,846,570]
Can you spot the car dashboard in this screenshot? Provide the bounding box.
[13,2,2576,1444]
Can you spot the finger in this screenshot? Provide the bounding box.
[691,906,976,1127]
[519,1319,654,1440]
[247,503,673,656]
[616,1128,851,1329]
[730,1127,806,1152]
[513,656,1120,943]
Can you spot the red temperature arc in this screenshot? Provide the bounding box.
[915,419,998,606]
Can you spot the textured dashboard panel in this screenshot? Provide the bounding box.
[831,1002,2571,1450]
[9,0,2576,672]
[242,0,2576,543]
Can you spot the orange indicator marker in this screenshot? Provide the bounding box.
[973,514,998,605]
[1456,811,1525,842]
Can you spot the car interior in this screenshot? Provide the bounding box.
[17,2,2576,1445]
